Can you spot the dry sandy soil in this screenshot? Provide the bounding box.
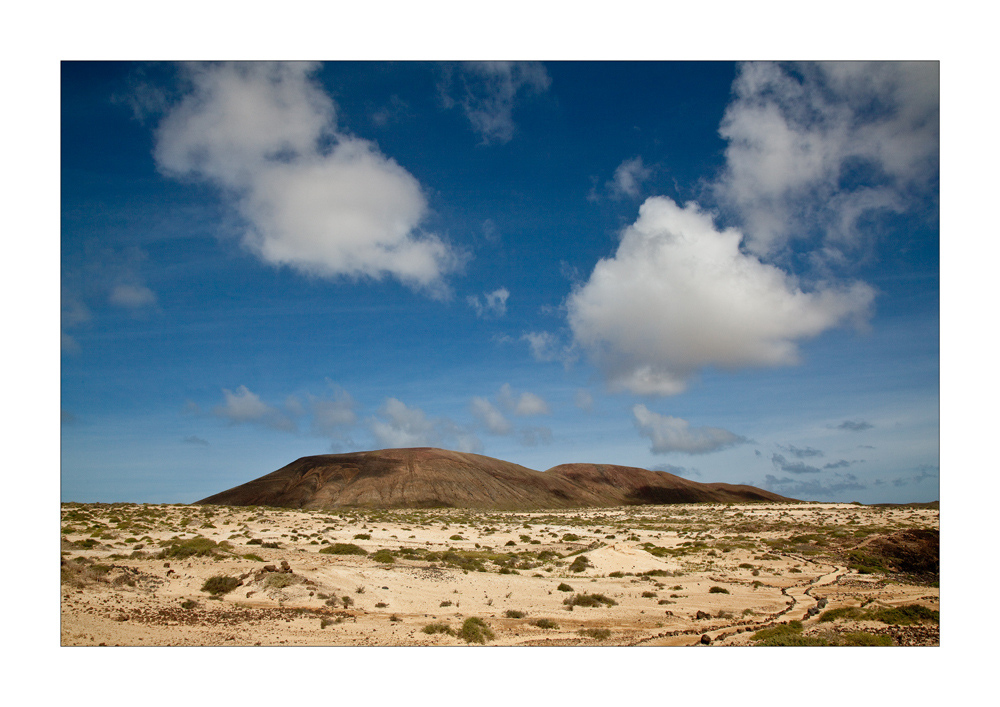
[60,501,939,646]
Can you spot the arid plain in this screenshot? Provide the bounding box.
[61,500,939,646]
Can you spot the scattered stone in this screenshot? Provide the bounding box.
[700,634,711,645]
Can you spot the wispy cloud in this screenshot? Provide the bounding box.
[182,435,209,446]
[497,383,550,417]
[370,398,482,453]
[764,473,867,499]
[154,62,461,294]
[838,420,874,431]
[213,385,296,432]
[440,62,550,145]
[467,287,509,318]
[108,283,157,309]
[779,444,824,459]
[567,197,874,394]
[602,156,652,200]
[470,396,512,435]
[633,405,747,455]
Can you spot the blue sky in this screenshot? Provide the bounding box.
[61,61,940,504]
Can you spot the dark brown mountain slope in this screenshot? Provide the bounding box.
[196,447,794,510]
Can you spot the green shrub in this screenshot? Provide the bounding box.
[422,622,455,636]
[504,609,527,619]
[450,535,464,541]
[159,536,225,560]
[818,606,864,622]
[569,555,591,573]
[531,618,559,629]
[578,628,611,640]
[840,631,893,646]
[608,571,624,578]
[556,583,574,592]
[459,617,495,644]
[563,592,617,608]
[354,533,371,540]
[870,604,939,625]
[371,549,396,563]
[319,543,368,555]
[708,586,729,594]
[562,533,580,542]
[201,575,239,596]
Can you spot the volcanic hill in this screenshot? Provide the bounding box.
[196,447,793,510]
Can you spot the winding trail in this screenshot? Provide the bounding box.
[630,553,850,646]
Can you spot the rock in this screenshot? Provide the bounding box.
[695,610,711,620]
[262,565,277,573]
[700,634,712,645]
[280,560,291,573]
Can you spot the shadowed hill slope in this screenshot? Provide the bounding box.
[196,448,794,510]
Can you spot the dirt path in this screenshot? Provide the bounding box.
[632,553,849,646]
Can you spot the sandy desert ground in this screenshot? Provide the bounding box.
[60,501,939,646]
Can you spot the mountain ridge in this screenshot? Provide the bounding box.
[196,447,794,510]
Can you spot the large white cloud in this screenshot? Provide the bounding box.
[154,62,460,292]
[717,61,938,258]
[567,197,875,395]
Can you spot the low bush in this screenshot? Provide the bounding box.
[201,575,239,596]
[578,627,611,640]
[371,549,396,564]
[569,555,591,573]
[556,583,574,592]
[504,609,527,619]
[840,631,893,646]
[708,586,729,594]
[422,622,454,636]
[563,592,617,608]
[319,543,368,556]
[459,617,495,644]
[531,618,559,629]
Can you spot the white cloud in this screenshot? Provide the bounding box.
[574,389,594,412]
[607,156,651,199]
[213,385,295,431]
[522,331,572,364]
[633,405,747,455]
[108,283,157,309]
[716,61,938,258]
[470,396,512,435]
[442,62,550,144]
[370,398,437,448]
[497,383,551,416]
[309,385,358,437]
[154,62,460,293]
[467,287,509,317]
[567,196,875,395]
[370,398,482,453]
